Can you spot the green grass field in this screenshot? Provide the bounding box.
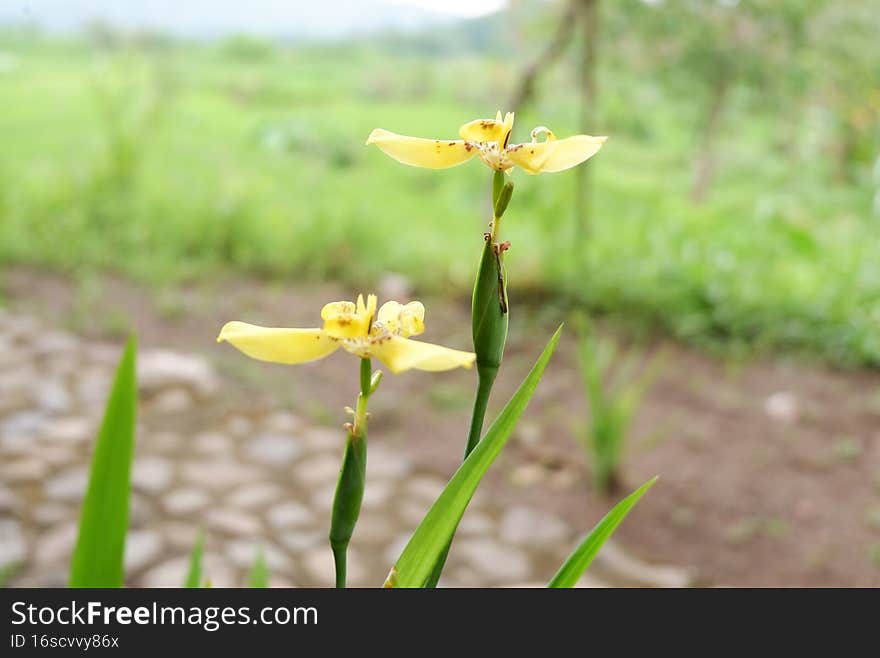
[1,33,878,364]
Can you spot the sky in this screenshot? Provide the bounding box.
[388,0,507,17]
[0,0,514,38]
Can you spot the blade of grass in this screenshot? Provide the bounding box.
[69,335,138,588]
[249,548,269,588]
[0,562,21,588]
[548,476,658,588]
[386,325,562,588]
[184,529,205,588]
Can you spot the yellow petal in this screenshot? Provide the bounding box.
[217,321,338,365]
[459,117,509,144]
[376,300,403,326]
[357,293,378,321]
[377,300,425,338]
[321,301,355,320]
[366,129,476,169]
[506,135,607,174]
[372,335,475,374]
[459,111,515,145]
[321,300,369,339]
[502,111,515,144]
[320,294,377,339]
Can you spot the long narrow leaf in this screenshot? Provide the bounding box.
[184,530,205,588]
[386,325,563,588]
[548,476,658,588]
[249,548,269,588]
[69,335,138,588]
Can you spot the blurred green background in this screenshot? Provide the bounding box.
[1,0,878,365]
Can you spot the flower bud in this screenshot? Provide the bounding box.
[494,181,514,218]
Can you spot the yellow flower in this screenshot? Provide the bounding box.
[217,294,475,374]
[366,111,606,175]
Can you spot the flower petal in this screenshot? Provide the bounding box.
[372,335,475,374]
[377,300,425,338]
[321,301,356,320]
[322,295,375,339]
[459,119,505,144]
[357,293,378,321]
[376,300,402,326]
[502,111,515,145]
[217,321,338,365]
[366,129,476,169]
[506,135,607,174]
[460,112,515,146]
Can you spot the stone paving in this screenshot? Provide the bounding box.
[0,309,693,587]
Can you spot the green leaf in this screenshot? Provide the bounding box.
[69,335,138,588]
[249,548,269,588]
[548,476,658,588]
[386,325,563,588]
[184,530,205,588]
[0,562,21,588]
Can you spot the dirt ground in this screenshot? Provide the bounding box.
[4,266,880,587]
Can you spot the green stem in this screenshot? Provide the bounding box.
[329,358,371,588]
[465,363,498,458]
[331,543,347,589]
[427,173,510,588]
